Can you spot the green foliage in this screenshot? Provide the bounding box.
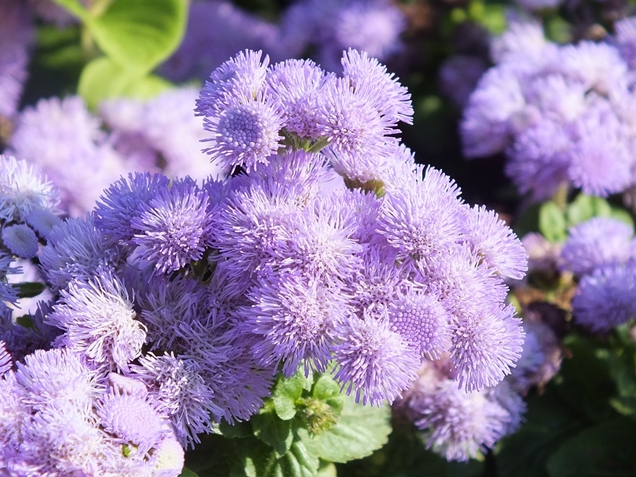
[84,0,188,74]
[78,57,172,108]
[188,370,391,477]
[12,281,46,299]
[538,201,568,243]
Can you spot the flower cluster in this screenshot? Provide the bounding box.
[461,18,636,200]
[560,217,636,331]
[0,49,528,472]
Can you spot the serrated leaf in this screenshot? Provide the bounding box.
[85,0,187,74]
[546,418,636,477]
[539,201,567,242]
[78,56,172,109]
[272,371,306,420]
[300,395,391,463]
[251,412,294,455]
[51,0,88,20]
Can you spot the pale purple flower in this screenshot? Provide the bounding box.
[461,205,528,280]
[46,271,146,372]
[0,340,12,374]
[614,16,636,69]
[93,171,171,245]
[242,272,346,376]
[333,316,420,405]
[0,154,59,223]
[1,223,38,259]
[560,217,633,276]
[411,378,515,461]
[201,95,285,172]
[97,391,166,453]
[131,352,219,448]
[438,55,488,109]
[572,263,636,332]
[39,215,120,291]
[130,177,215,274]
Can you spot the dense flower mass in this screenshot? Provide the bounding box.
[461,18,636,200]
[0,48,528,472]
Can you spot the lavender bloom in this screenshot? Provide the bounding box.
[0,340,12,374]
[129,177,214,274]
[97,391,166,453]
[438,55,488,109]
[153,434,186,477]
[572,263,636,332]
[461,205,528,280]
[242,272,346,376]
[39,215,120,291]
[614,16,636,69]
[201,95,285,172]
[0,0,33,119]
[1,223,38,259]
[93,172,172,246]
[462,22,636,199]
[0,154,59,223]
[8,96,141,216]
[560,217,633,277]
[333,316,420,405]
[46,271,146,372]
[131,352,219,448]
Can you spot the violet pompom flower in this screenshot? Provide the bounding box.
[2,223,38,259]
[131,352,219,449]
[560,217,633,277]
[39,215,120,291]
[0,154,59,223]
[46,271,146,372]
[572,263,636,332]
[332,316,420,405]
[129,177,215,274]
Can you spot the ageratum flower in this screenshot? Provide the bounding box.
[130,177,215,274]
[46,271,146,372]
[559,217,634,276]
[572,263,636,332]
[2,223,38,259]
[0,340,12,375]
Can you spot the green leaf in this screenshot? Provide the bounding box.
[179,468,199,477]
[51,0,88,20]
[546,418,636,477]
[272,370,308,421]
[566,194,612,227]
[251,411,294,455]
[300,395,391,463]
[12,282,46,299]
[539,201,567,242]
[85,0,188,74]
[78,56,172,109]
[218,419,254,439]
[238,438,319,477]
[316,461,337,477]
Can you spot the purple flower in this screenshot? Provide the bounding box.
[333,316,420,405]
[341,48,413,126]
[242,272,346,376]
[196,49,270,117]
[93,171,171,245]
[572,263,636,332]
[0,340,12,375]
[449,304,524,392]
[614,16,636,69]
[201,96,285,172]
[438,55,488,109]
[46,271,146,372]
[388,290,451,360]
[97,390,166,453]
[0,154,59,223]
[39,215,120,291]
[130,177,215,274]
[1,223,38,259]
[461,205,528,280]
[131,352,219,448]
[560,217,633,276]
